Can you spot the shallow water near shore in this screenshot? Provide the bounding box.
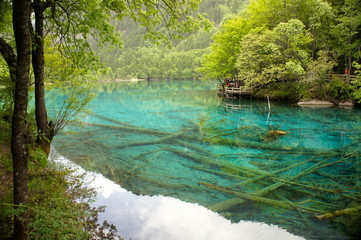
[50,80,361,240]
[50,150,304,240]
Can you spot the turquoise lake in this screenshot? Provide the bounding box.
[50,80,361,240]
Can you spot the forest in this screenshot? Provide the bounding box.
[96,0,361,103]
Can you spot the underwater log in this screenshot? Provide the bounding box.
[114,130,186,148]
[199,182,320,213]
[315,205,361,220]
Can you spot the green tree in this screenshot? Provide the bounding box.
[198,15,251,80]
[92,0,251,81]
[331,0,361,72]
[236,19,313,86]
[199,0,334,80]
[0,0,15,85]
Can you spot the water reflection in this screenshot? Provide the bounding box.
[52,152,304,240]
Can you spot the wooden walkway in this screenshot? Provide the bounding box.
[217,84,254,98]
[217,74,357,99]
[326,74,357,84]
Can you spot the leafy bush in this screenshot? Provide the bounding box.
[351,63,361,103]
[236,19,312,86]
[26,156,123,240]
[0,150,123,240]
[254,82,301,101]
[328,78,353,101]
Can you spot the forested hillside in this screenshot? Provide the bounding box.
[95,0,361,104]
[93,0,249,80]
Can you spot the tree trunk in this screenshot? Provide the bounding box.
[32,0,54,155]
[12,0,32,239]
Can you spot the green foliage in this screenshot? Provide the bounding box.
[296,82,316,100]
[46,84,95,135]
[114,46,208,80]
[331,0,361,70]
[0,150,123,240]
[300,61,361,102]
[29,147,48,168]
[199,0,335,81]
[199,0,248,25]
[41,37,97,134]
[200,0,332,79]
[26,159,123,240]
[44,38,98,84]
[254,82,301,101]
[198,0,360,101]
[0,95,120,239]
[303,50,336,84]
[0,58,13,112]
[91,0,250,81]
[0,149,13,238]
[296,50,338,101]
[48,0,209,49]
[328,78,353,100]
[351,63,361,103]
[0,68,12,144]
[0,0,12,34]
[198,15,251,80]
[244,0,334,30]
[236,19,312,86]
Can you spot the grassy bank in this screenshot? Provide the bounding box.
[0,116,123,240]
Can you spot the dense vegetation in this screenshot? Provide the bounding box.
[93,0,249,80]
[96,0,361,103]
[0,130,122,239]
[199,0,361,102]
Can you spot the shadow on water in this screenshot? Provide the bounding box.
[51,80,361,240]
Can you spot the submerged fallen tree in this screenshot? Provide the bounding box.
[85,115,343,156]
[54,113,361,239]
[315,205,361,220]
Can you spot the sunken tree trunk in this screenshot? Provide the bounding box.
[32,0,54,155]
[11,0,32,239]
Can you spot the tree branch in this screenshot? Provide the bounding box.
[0,36,17,81]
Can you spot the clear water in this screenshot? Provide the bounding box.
[50,80,361,240]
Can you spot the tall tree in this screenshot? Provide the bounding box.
[0,1,207,240]
[28,0,208,153]
[198,15,251,80]
[2,1,206,237]
[199,0,335,80]
[331,0,361,72]
[32,0,54,154]
[11,0,32,239]
[236,19,313,86]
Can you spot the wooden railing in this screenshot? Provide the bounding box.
[326,74,358,84]
[217,84,254,97]
[225,86,253,95]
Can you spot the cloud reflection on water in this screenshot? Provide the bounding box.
[52,153,304,240]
